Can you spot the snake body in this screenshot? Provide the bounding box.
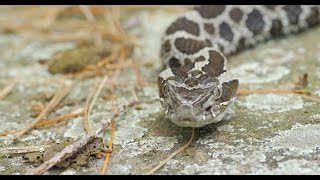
[158,5,320,127]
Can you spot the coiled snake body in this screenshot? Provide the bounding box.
[158,5,320,127]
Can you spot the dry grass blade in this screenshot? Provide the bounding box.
[14,83,72,139]
[84,76,108,133]
[0,78,19,101]
[147,128,195,175]
[32,99,137,175]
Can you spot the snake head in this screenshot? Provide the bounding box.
[158,50,238,127]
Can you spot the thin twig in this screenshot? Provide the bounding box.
[32,99,137,175]
[0,145,51,155]
[14,83,72,139]
[0,78,18,101]
[84,76,108,133]
[147,128,195,175]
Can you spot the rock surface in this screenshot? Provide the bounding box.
[0,6,320,175]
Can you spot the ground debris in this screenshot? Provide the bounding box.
[30,92,55,102]
[22,137,107,168]
[15,83,72,139]
[293,73,309,91]
[47,44,111,74]
[32,99,136,175]
[30,101,45,118]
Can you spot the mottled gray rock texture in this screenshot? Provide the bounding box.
[0,7,320,175]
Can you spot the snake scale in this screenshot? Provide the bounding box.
[158,5,320,127]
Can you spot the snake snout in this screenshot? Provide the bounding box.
[176,104,195,120]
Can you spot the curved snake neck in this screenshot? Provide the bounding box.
[158,5,320,127]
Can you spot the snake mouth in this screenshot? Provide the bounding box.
[182,118,192,122]
[176,118,199,127]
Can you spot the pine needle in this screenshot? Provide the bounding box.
[0,111,83,137]
[84,76,108,133]
[237,88,308,95]
[100,73,118,175]
[100,118,115,175]
[237,88,320,103]
[35,111,83,128]
[0,78,18,101]
[147,128,195,175]
[14,83,71,139]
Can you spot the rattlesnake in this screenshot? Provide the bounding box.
[158,5,320,127]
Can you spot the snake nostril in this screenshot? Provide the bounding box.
[205,106,212,112]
